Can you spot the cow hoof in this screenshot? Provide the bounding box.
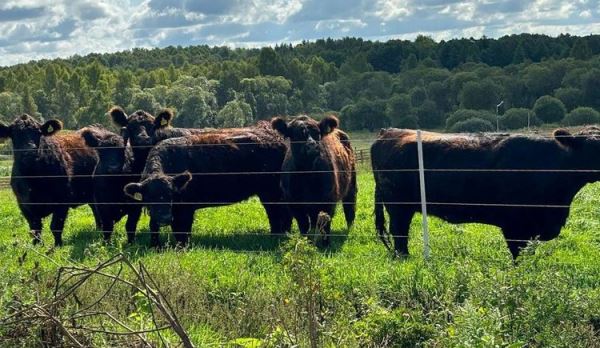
[393,251,409,259]
[317,238,330,249]
[173,242,188,251]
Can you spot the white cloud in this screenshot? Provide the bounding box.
[315,19,367,32]
[374,0,412,21]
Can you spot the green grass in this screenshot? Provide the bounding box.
[0,168,600,347]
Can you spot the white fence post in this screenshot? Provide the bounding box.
[416,130,430,260]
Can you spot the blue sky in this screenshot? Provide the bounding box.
[0,0,598,66]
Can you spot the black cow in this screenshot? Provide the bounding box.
[109,107,206,173]
[122,122,292,246]
[272,115,357,245]
[372,127,600,258]
[0,115,100,246]
[82,126,142,243]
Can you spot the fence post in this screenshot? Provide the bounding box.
[416,130,430,260]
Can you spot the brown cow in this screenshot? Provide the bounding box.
[0,115,100,246]
[271,115,357,245]
[122,121,292,246]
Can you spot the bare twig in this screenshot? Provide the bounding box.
[1,252,194,347]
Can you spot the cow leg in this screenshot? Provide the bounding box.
[259,198,285,234]
[387,206,414,256]
[259,189,293,234]
[101,218,114,242]
[125,208,142,244]
[90,204,103,231]
[342,174,357,229]
[149,220,161,248]
[507,240,528,260]
[27,217,43,245]
[503,227,534,260]
[171,209,194,246]
[294,207,310,235]
[280,207,293,233]
[50,208,68,247]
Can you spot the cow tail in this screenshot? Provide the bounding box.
[374,178,392,252]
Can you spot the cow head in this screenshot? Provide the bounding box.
[123,171,192,226]
[272,115,338,162]
[109,106,161,148]
[0,114,62,151]
[554,126,600,169]
[82,127,127,174]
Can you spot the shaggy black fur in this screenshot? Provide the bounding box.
[0,114,100,246]
[272,115,357,245]
[82,126,142,243]
[123,121,292,247]
[372,127,600,258]
[109,107,206,173]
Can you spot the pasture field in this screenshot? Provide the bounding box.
[0,166,600,347]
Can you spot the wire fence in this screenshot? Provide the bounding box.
[0,128,593,154]
[1,129,600,347]
[0,130,598,254]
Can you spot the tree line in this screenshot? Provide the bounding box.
[1,33,600,132]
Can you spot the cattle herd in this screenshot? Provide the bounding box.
[1,110,600,259]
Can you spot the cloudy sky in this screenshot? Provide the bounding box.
[0,0,599,66]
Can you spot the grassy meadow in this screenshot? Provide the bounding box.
[0,165,599,347]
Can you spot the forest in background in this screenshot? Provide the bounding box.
[1,33,600,132]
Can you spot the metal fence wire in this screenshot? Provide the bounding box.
[0,130,598,259]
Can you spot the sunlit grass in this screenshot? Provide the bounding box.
[0,169,599,346]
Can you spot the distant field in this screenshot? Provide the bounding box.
[0,167,599,346]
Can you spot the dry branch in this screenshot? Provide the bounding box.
[0,253,194,347]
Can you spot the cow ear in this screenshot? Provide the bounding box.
[154,109,174,129]
[554,128,578,148]
[271,117,288,137]
[0,122,10,139]
[124,183,143,201]
[41,119,62,136]
[172,171,192,192]
[319,115,339,136]
[109,106,128,127]
[81,129,100,148]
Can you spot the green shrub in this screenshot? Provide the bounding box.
[395,115,418,129]
[446,109,496,130]
[554,87,584,111]
[449,118,495,133]
[563,107,600,126]
[500,108,540,130]
[533,95,566,123]
[415,100,443,129]
[354,307,435,348]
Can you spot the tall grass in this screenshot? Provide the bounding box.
[0,169,599,346]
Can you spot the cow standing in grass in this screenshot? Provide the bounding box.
[0,115,100,246]
[271,115,357,245]
[372,127,600,259]
[122,122,292,247]
[82,126,142,243]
